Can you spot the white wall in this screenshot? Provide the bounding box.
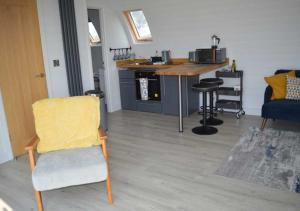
[74,0,95,93]
[37,0,69,98]
[82,0,131,112]
[38,0,129,112]
[0,0,129,161]
[0,90,13,164]
[38,0,300,115]
[38,0,96,98]
[110,0,300,115]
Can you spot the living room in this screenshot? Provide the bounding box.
[0,0,299,210]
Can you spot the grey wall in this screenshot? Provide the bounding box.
[91,47,104,72]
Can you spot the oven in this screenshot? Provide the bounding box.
[135,70,161,101]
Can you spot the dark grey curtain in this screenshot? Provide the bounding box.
[59,0,83,96]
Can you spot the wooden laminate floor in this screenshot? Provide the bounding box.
[0,111,300,211]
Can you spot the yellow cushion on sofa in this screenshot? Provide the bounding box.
[33,96,100,153]
[264,71,296,100]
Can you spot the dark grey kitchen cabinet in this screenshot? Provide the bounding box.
[119,70,137,110]
[136,100,162,113]
[161,75,199,117]
[119,70,199,116]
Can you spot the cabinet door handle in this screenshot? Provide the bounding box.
[120,82,134,84]
[135,79,157,81]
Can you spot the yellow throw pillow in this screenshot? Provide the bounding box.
[264,71,296,100]
[33,96,100,153]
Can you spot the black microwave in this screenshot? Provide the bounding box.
[195,48,226,64]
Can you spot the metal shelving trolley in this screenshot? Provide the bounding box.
[215,70,245,118]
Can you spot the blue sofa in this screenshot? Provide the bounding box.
[261,70,300,129]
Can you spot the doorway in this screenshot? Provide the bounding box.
[87,9,106,96]
[0,0,48,156]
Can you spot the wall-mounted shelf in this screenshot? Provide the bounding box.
[110,46,133,61]
[109,46,131,52]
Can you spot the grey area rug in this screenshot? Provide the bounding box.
[215,127,300,193]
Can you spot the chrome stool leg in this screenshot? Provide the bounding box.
[200,91,223,126]
[192,91,218,135]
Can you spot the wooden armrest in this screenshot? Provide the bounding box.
[98,128,107,138]
[98,128,109,159]
[25,135,39,151]
[25,135,39,171]
[98,128,107,144]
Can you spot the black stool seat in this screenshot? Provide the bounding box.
[200,78,224,86]
[192,83,218,92]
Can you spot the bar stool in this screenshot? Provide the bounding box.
[200,78,224,126]
[192,83,218,135]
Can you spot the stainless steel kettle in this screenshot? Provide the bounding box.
[211,35,220,49]
[161,50,171,64]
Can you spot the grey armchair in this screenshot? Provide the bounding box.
[25,96,112,211]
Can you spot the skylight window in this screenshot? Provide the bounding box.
[88,21,101,45]
[124,10,152,42]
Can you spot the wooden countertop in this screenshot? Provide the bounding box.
[156,60,229,76]
[116,58,188,70]
[117,58,229,76]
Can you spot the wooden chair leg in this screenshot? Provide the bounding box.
[261,118,268,130]
[26,146,44,211]
[35,191,44,211]
[99,130,113,204]
[106,174,113,204]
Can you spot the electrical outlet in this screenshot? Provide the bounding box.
[53,59,60,67]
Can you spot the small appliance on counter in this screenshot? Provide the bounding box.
[189,34,226,64]
[150,50,171,65]
[150,50,163,64]
[211,34,220,49]
[195,48,226,64]
[188,51,196,63]
[161,50,171,64]
[151,56,162,63]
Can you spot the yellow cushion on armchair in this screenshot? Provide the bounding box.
[264,70,295,100]
[32,96,100,153]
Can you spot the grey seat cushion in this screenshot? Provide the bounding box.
[32,146,107,191]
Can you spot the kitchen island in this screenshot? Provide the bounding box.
[117,59,229,132]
